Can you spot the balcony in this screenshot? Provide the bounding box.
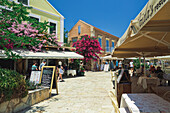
[105,47,114,53]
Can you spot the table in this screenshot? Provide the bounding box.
[137,76,160,89]
[67,70,76,76]
[120,93,170,113]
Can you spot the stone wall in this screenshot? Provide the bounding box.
[0,87,49,113]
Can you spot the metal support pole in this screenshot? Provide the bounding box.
[14,60,16,71]
[47,59,49,66]
[144,56,146,76]
[26,59,28,72]
[139,57,141,72]
[114,71,117,97]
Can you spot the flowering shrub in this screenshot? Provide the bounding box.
[0,0,61,59]
[80,66,85,72]
[0,68,28,103]
[73,35,103,62]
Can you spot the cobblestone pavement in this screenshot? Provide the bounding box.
[22,71,114,113]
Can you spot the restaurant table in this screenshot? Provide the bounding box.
[67,70,76,76]
[137,76,160,90]
[120,93,170,113]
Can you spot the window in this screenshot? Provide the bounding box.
[18,0,28,5]
[81,35,88,39]
[29,16,39,26]
[99,38,102,47]
[30,16,39,23]
[112,41,114,48]
[98,35,102,47]
[78,25,81,35]
[50,22,56,34]
[106,39,109,52]
[72,37,78,43]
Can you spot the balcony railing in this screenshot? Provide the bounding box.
[105,47,114,53]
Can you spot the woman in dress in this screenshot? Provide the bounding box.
[57,61,64,82]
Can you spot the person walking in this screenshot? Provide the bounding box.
[118,61,122,69]
[57,61,64,82]
[32,62,38,71]
[129,60,134,69]
[39,60,46,70]
[116,60,119,69]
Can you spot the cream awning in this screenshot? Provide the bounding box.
[0,49,84,59]
[150,55,170,60]
[112,0,170,58]
[100,55,123,60]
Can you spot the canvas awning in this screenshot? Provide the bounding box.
[0,49,84,59]
[100,55,123,60]
[112,0,170,58]
[150,55,170,60]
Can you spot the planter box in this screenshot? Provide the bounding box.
[0,87,49,113]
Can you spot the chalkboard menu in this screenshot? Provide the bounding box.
[40,66,58,95]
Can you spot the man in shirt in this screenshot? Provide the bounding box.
[32,62,38,71]
[39,60,46,70]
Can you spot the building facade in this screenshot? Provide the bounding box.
[0,0,66,75]
[68,20,119,56]
[11,0,64,43]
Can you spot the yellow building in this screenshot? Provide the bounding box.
[13,0,64,43]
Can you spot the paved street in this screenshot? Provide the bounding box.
[22,71,114,113]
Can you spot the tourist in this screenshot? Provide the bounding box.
[57,61,64,82]
[39,60,46,70]
[155,66,164,85]
[32,62,38,71]
[116,60,119,69]
[118,61,122,69]
[129,60,134,70]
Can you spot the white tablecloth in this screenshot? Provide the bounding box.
[120,93,170,113]
[67,70,76,76]
[163,74,170,80]
[137,77,160,89]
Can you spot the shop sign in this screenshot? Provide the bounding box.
[138,0,167,27]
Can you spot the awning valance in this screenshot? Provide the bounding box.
[0,49,84,59]
[100,55,123,60]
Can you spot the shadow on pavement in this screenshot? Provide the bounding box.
[62,75,85,79]
[18,105,49,113]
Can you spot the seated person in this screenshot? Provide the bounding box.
[155,66,163,79]
[149,65,155,73]
[155,66,165,85]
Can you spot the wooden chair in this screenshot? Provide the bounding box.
[109,91,129,113]
[163,91,170,102]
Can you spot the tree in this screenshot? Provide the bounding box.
[0,0,61,59]
[73,35,103,62]
[63,28,72,47]
[64,28,68,44]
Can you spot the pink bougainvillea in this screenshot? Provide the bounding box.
[73,35,103,62]
[1,21,61,52]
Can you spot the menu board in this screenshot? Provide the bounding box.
[40,66,58,95]
[104,64,109,71]
[30,71,41,84]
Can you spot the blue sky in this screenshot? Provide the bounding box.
[48,0,148,38]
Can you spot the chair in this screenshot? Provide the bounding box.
[109,91,129,113]
[163,91,170,102]
[110,70,115,82]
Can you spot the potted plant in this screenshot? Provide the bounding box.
[79,66,85,76]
